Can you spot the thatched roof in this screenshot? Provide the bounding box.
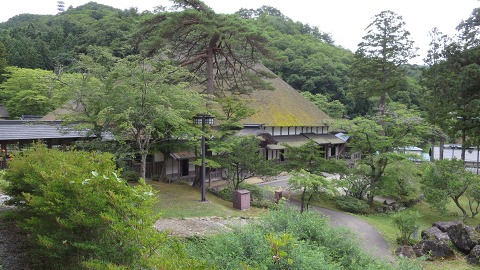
[41,100,84,121]
[240,65,331,127]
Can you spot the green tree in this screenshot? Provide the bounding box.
[0,41,7,82]
[106,57,204,180]
[214,95,256,137]
[288,169,337,213]
[337,106,428,205]
[392,210,421,245]
[59,51,116,139]
[466,177,480,218]
[422,159,476,219]
[138,0,271,97]
[4,144,167,268]
[282,140,347,175]
[352,10,417,128]
[301,92,346,119]
[423,45,480,160]
[456,7,480,49]
[0,66,71,118]
[422,28,451,160]
[211,135,271,190]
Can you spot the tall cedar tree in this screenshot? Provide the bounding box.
[137,0,271,97]
[352,10,416,132]
[422,28,450,160]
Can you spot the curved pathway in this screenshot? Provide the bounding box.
[258,180,395,261]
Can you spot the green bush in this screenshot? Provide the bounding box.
[209,182,272,208]
[186,206,421,270]
[392,210,421,245]
[238,182,267,201]
[120,169,140,182]
[0,170,8,191]
[335,195,371,214]
[3,144,185,269]
[208,185,234,201]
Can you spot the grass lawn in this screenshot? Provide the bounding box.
[149,181,266,218]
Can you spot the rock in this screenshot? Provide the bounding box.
[446,223,480,253]
[467,245,480,265]
[412,240,455,260]
[402,194,425,207]
[433,221,463,232]
[421,226,450,242]
[394,245,416,258]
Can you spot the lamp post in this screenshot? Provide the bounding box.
[193,114,214,202]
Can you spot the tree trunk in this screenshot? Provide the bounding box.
[300,189,306,214]
[430,138,435,162]
[367,192,374,206]
[140,152,147,180]
[378,93,386,136]
[468,199,479,218]
[192,165,202,187]
[234,167,240,190]
[453,196,467,220]
[461,129,466,161]
[206,34,219,96]
[439,137,445,160]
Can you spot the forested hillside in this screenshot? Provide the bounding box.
[0,1,372,118]
[0,2,142,70]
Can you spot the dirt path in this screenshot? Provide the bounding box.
[0,192,33,270]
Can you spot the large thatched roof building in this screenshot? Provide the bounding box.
[234,66,345,161]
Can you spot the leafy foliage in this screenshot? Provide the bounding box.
[0,66,72,118]
[3,144,192,269]
[336,110,428,205]
[139,0,272,96]
[211,135,273,190]
[302,92,346,119]
[0,3,142,70]
[335,196,371,214]
[351,10,417,119]
[186,206,420,270]
[392,210,421,245]
[421,159,479,219]
[282,140,347,175]
[288,169,337,213]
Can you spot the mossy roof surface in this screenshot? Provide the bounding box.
[241,67,331,127]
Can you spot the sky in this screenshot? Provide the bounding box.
[1,0,479,64]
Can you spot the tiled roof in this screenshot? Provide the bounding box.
[241,65,331,127]
[274,133,345,148]
[303,133,346,144]
[274,135,311,147]
[0,121,93,140]
[170,151,196,159]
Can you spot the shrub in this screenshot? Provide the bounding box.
[0,170,8,191]
[208,185,234,201]
[3,144,174,269]
[209,182,272,208]
[120,169,140,182]
[335,195,371,214]
[392,210,421,245]
[186,206,421,270]
[238,182,267,201]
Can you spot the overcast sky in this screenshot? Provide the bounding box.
[1,0,478,63]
